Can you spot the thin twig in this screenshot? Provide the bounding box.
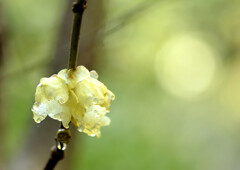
[44,146,64,170]
[44,0,87,169]
[68,0,87,69]
[44,127,71,170]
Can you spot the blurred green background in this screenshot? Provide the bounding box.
[1,0,240,169]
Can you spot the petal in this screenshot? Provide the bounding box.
[57,69,68,83]
[36,76,69,104]
[61,111,72,129]
[74,66,90,82]
[103,90,115,112]
[77,105,110,138]
[63,66,90,89]
[68,90,84,127]
[32,102,48,123]
[69,66,90,83]
[90,78,115,111]
[74,78,106,107]
[47,100,64,121]
[56,90,80,128]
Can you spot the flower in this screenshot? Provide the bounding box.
[32,66,115,138]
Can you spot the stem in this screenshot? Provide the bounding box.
[44,127,71,170]
[68,0,87,69]
[44,145,64,170]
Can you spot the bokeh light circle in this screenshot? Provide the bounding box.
[155,34,218,99]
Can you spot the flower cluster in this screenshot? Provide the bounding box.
[32,66,115,138]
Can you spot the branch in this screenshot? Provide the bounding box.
[68,0,87,69]
[44,127,71,170]
[44,146,64,170]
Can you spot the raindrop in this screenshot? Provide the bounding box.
[57,141,67,151]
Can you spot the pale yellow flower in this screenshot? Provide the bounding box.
[32,66,115,138]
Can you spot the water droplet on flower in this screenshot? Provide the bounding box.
[57,141,67,150]
[34,117,42,123]
[78,126,84,132]
[61,143,67,150]
[90,70,99,79]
